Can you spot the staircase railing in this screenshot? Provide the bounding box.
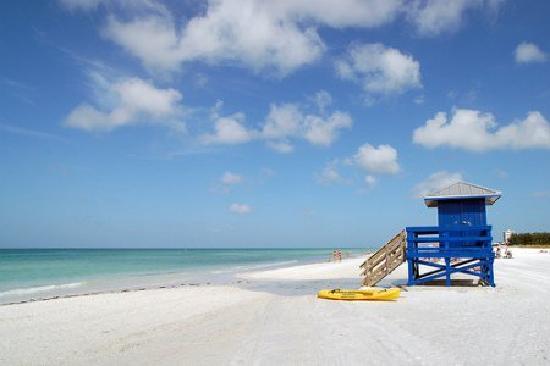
[360,230,406,287]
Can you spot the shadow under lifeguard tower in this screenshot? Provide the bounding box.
[361,182,501,287]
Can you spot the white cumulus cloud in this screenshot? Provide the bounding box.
[413,109,550,151]
[62,0,500,75]
[515,42,547,63]
[100,0,413,74]
[103,1,327,74]
[352,143,400,174]
[317,144,398,188]
[413,171,463,197]
[261,103,303,140]
[65,72,184,132]
[261,102,352,150]
[407,0,488,36]
[336,43,421,96]
[200,112,253,145]
[303,112,352,146]
[229,203,252,214]
[201,91,352,152]
[221,171,243,185]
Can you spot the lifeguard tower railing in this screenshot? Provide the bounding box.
[406,225,495,287]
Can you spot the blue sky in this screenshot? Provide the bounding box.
[1,0,549,248]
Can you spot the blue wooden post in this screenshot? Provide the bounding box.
[406,228,415,285]
[407,257,414,286]
[444,257,451,287]
[442,231,451,287]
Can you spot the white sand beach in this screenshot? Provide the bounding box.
[1,248,550,365]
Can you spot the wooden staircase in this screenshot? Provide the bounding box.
[360,230,407,287]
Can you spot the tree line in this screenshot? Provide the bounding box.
[509,232,550,246]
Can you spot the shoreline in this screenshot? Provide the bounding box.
[0,280,212,307]
[1,248,549,365]
[0,246,541,306]
[0,251,370,306]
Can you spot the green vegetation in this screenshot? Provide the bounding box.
[509,232,550,246]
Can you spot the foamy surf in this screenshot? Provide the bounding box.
[0,248,368,303]
[0,282,83,297]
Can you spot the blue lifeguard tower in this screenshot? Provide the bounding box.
[406,182,501,287]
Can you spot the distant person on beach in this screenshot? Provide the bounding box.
[330,250,342,262]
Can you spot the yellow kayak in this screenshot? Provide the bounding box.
[317,287,400,301]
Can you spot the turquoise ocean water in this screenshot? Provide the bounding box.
[0,248,367,303]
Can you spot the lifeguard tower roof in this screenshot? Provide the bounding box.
[424,181,501,207]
